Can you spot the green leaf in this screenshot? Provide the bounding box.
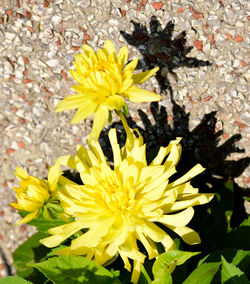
[156,250,200,267]
[108,110,113,124]
[152,251,200,284]
[240,216,250,227]
[31,255,121,284]
[221,256,249,284]
[152,265,171,284]
[183,262,221,284]
[198,249,250,278]
[122,103,129,117]
[224,179,234,192]
[13,232,50,283]
[0,276,32,284]
[243,196,250,202]
[19,211,68,233]
[139,264,152,284]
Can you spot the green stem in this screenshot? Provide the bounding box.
[117,110,133,143]
[141,264,152,283]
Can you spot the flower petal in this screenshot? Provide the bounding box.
[41,221,84,247]
[89,106,109,141]
[71,217,116,249]
[108,129,122,168]
[169,164,205,188]
[56,155,77,170]
[117,46,128,67]
[104,95,124,110]
[16,210,39,225]
[157,207,194,227]
[168,226,201,245]
[169,193,214,212]
[123,58,139,73]
[104,40,116,59]
[48,163,62,193]
[14,167,29,180]
[124,86,161,103]
[71,101,97,124]
[132,67,159,84]
[54,94,87,112]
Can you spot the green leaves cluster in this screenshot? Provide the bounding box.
[6,178,250,284]
[10,238,250,284]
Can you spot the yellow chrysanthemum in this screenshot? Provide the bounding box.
[54,39,160,140]
[11,163,62,225]
[40,129,214,283]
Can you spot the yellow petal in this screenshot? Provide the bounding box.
[69,69,86,85]
[56,155,77,170]
[97,49,107,62]
[124,86,161,103]
[132,67,159,84]
[139,167,176,196]
[54,94,87,112]
[71,217,115,249]
[168,182,199,195]
[40,235,66,248]
[14,167,29,180]
[150,146,171,166]
[10,202,24,210]
[82,44,97,58]
[120,252,131,271]
[142,179,168,201]
[139,166,164,183]
[104,39,116,59]
[131,260,141,284]
[119,234,146,263]
[117,46,128,67]
[169,164,205,188]
[58,175,78,188]
[104,95,124,110]
[123,58,139,73]
[157,207,194,227]
[89,106,109,141]
[168,226,201,245]
[80,173,98,186]
[169,193,214,212]
[136,230,158,259]
[119,76,133,94]
[141,221,167,243]
[88,139,107,165]
[71,100,97,124]
[15,210,39,225]
[41,221,83,247]
[164,140,182,169]
[48,163,62,192]
[108,128,122,168]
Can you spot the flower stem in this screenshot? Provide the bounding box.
[117,110,133,143]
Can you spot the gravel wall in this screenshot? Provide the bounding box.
[0,0,249,277]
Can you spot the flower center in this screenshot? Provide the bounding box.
[100,176,133,214]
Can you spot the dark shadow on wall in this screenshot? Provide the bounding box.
[120,16,211,92]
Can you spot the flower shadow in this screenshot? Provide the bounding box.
[120,16,211,92]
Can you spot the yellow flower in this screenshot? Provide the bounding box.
[40,129,214,283]
[11,163,62,225]
[54,39,160,140]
